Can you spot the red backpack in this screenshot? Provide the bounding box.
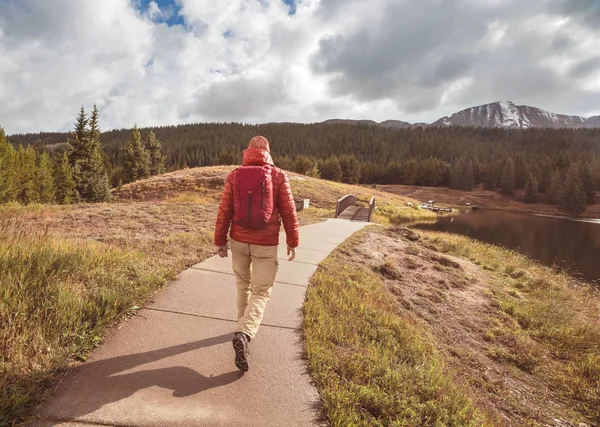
[232,165,274,229]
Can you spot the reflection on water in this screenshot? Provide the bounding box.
[415,210,600,284]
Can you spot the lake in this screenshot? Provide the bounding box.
[415,209,600,284]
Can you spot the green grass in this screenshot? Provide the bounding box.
[421,231,600,424]
[0,225,173,424]
[303,230,489,426]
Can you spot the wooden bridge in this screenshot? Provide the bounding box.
[335,194,376,222]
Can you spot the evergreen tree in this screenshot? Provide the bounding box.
[383,162,403,184]
[144,130,166,175]
[54,152,77,204]
[67,106,89,170]
[483,166,496,191]
[67,106,110,201]
[558,164,587,217]
[499,158,516,196]
[36,151,55,203]
[402,159,419,185]
[276,155,294,171]
[338,154,360,184]
[84,105,111,201]
[15,145,37,204]
[320,156,342,181]
[514,153,530,189]
[522,174,539,204]
[292,155,316,175]
[123,125,151,183]
[450,159,465,190]
[464,160,475,191]
[403,159,419,185]
[547,168,563,204]
[0,127,17,203]
[580,162,597,204]
[218,148,237,166]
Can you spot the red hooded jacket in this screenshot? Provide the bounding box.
[214,148,300,248]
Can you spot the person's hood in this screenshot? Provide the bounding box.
[242,148,274,166]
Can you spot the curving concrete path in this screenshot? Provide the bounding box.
[31,219,367,427]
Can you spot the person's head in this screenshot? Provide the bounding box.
[248,135,270,153]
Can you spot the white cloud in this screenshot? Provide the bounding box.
[0,0,599,134]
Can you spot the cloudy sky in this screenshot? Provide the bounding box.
[1,0,599,134]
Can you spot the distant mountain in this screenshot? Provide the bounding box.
[322,101,599,129]
[321,119,412,128]
[430,101,597,129]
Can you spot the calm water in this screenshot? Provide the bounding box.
[415,210,600,284]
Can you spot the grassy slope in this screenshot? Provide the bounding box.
[304,223,600,426]
[304,230,489,426]
[1,166,429,425]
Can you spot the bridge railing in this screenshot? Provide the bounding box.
[335,194,357,218]
[367,197,376,222]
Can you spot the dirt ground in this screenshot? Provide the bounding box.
[378,184,600,219]
[351,227,590,427]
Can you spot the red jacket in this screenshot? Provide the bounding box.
[214,148,300,248]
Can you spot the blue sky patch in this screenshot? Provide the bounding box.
[282,0,297,15]
[137,0,185,26]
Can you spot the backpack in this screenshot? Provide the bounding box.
[232,165,274,229]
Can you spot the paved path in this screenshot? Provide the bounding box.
[32,219,367,427]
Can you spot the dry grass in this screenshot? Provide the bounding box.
[419,231,600,425]
[303,229,490,426]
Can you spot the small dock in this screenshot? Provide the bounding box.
[420,200,453,213]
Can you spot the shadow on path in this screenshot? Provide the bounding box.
[41,334,241,424]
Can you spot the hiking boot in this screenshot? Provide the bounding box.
[232,332,250,372]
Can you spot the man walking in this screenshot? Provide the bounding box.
[214,136,299,372]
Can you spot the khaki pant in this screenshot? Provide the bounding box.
[230,238,279,339]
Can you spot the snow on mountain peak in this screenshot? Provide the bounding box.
[430,101,599,129]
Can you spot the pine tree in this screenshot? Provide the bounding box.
[276,155,294,171]
[483,165,496,191]
[36,151,55,203]
[319,156,342,181]
[514,153,530,189]
[54,152,77,204]
[464,160,475,191]
[84,105,111,202]
[67,106,110,202]
[580,162,597,204]
[145,130,167,175]
[338,154,360,184]
[123,125,151,183]
[15,145,37,204]
[547,168,563,204]
[522,174,539,204]
[0,127,17,203]
[292,155,315,175]
[558,164,587,217]
[403,159,419,185]
[67,106,88,175]
[499,158,516,195]
[218,148,237,166]
[450,159,464,190]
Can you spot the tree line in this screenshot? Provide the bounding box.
[0,107,166,205]
[4,120,600,216]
